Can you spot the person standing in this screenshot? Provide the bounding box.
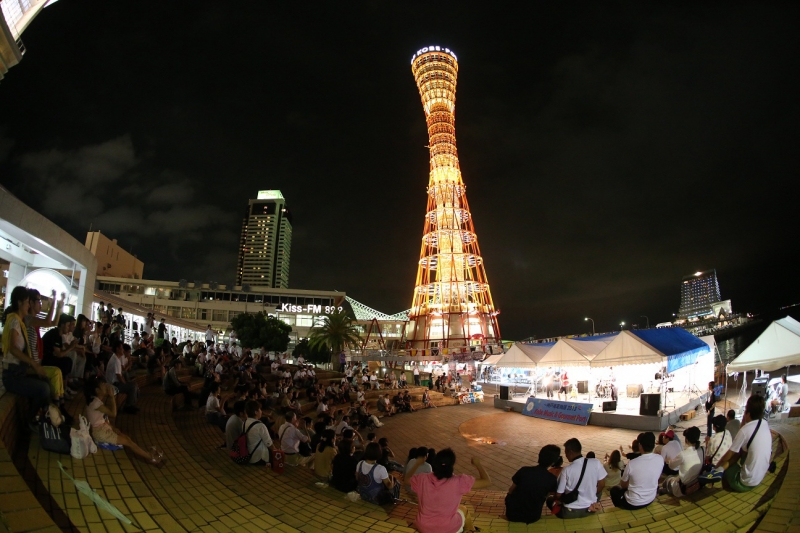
[413,365,421,386]
[205,325,215,348]
[770,375,788,415]
[705,381,717,438]
[157,318,167,340]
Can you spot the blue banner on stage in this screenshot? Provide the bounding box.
[521,398,593,426]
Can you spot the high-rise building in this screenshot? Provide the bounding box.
[678,269,723,319]
[403,46,500,350]
[1,0,49,81]
[235,190,292,288]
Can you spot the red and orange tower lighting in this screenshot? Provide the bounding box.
[405,46,500,351]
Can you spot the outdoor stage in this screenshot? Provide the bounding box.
[492,387,710,431]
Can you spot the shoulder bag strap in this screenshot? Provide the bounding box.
[710,434,725,460]
[573,456,589,491]
[744,418,762,453]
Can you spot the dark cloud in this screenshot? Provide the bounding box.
[0,1,798,338]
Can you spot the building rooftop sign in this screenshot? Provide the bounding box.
[256,190,284,200]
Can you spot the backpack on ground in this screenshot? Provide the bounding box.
[230,421,262,465]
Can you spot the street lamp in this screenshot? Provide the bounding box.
[584,317,595,336]
[620,321,625,330]
[640,315,650,329]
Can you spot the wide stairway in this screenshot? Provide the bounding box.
[1,365,796,533]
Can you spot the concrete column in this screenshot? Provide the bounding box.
[4,262,26,300]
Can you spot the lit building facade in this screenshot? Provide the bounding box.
[404,46,500,350]
[236,190,292,288]
[1,0,49,81]
[95,276,344,349]
[678,269,725,320]
[85,231,144,279]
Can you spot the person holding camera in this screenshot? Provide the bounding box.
[546,439,605,518]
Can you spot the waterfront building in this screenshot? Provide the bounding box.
[1,0,49,81]
[404,46,500,351]
[677,269,731,320]
[95,276,343,349]
[235,190,292,289]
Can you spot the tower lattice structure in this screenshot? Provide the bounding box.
[405,46,500,350]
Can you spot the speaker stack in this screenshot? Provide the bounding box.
[751,377,769,398]
[603,401,617,412]
[577,380,588,394]
[639,393,661,416]
[627,384,643,398]
[500,386,509,400]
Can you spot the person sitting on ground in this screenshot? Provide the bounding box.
[659,430,682,475]
[225,401,247,450]
[331,439,359,493]
[359,401,384,428]
[506,444,561,524]
[356,442,399,504]
[726,409,741,440]
[25,289,72,406]
[314,429,337,480]
[621,438,642,461]
[84,376,161,464]
[163,359,198,409]
[407,448,491,533]
[243,400,276,466]
[706,414,733,467]
[715,394,773,492]
[600,449,625,499]
[402,390,415,412]
[278,411,314,466]
[2,286,52,428]
[106,340,140,414]
[403,447,433,494]
[546,438,605,518]
[661,426,704,497]
[205,382,229,433]
[610,432,662,510]
[769,375,788,415]
[377,437,404,472]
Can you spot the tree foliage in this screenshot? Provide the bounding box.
[308,311,362,363]
[230,312,292,352]
[292,338,330,365]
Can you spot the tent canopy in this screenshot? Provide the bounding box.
[493,343,548,368]
[728,316,800,372]
[536,338,594,367]
[481,352,504,365]
[590,328,709,372]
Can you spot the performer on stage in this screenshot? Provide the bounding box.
[558,371,570,401]
[544,367,554,399]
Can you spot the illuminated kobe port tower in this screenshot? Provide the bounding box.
[404,46,500,351]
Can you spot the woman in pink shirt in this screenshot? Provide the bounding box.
[408,448,491,533]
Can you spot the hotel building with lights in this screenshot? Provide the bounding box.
[677,269,731,320]
[236,190,292,289]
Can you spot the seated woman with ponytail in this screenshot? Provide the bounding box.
[408,448,491,533]
[2,286,51,427]
[84,375,163,465]
[661,426,704,497]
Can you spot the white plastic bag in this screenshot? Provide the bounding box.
[70,415,97,460]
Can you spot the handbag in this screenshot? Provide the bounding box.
[703,434,725,473]
[39,414,71,455]
[560,456,589,505]
[70,415,97,460]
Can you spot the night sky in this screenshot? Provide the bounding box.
[1,2,798,340]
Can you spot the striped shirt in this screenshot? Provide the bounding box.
[23,315,40,361]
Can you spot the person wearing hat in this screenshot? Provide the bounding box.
[659,429,682,475]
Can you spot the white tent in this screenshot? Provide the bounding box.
[493,343,543,368]
[481,352,504,365]
[728,316,800,372]
[537,338,594,367]
[590,330,665,368]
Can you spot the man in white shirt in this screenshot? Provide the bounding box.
[716,394,772,492]
[243,400,276,465]
[278,412,313,466]
[413,365,421,386]
[769,375,788,414]
[183,340,193,358]
[205,325,215,347]
[548,438,605,518]
[106,341,139,414]
[143,313,154,337]
[611,432,663,510]
[659,430,683,475]
[335,415,354,436]
[297,355,305,365]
